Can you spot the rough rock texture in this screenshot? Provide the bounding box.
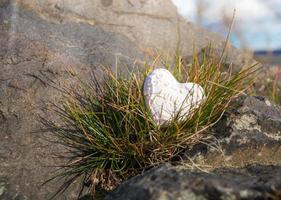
[18,0,254,64]
[187,96,281,168]
[0,0,263,199]
[106,163,281,200]
[0,1,144,199]
[0,1,147,200]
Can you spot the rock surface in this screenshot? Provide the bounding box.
[0,0,267,199]
[18,0,254,65]
[187,96,281,168]
[0,1,144,199]
[106,163,281,200]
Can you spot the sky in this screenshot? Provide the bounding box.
[172,0,281,51]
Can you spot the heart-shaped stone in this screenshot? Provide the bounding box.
[143,68,205,125]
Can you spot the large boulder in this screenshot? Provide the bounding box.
[17,0,255,66]
[0,1,144,199]
[0,0,261,199]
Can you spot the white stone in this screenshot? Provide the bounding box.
[143,68,205,125]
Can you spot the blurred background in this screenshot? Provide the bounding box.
[172,0,281,65]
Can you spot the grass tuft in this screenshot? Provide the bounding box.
[44,46,258,198]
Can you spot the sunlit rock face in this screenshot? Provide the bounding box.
[143,68,205,125]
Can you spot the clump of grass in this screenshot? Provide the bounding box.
[44,46,258,198]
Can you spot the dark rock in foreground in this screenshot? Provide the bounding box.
[106,163,281,200]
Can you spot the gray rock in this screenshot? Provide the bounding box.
[0,181,7,197]
[186,96,281,168]
[17,0,256,66]
[0,1,144,199]
[0,178,29,200]
[105,163,281,200]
